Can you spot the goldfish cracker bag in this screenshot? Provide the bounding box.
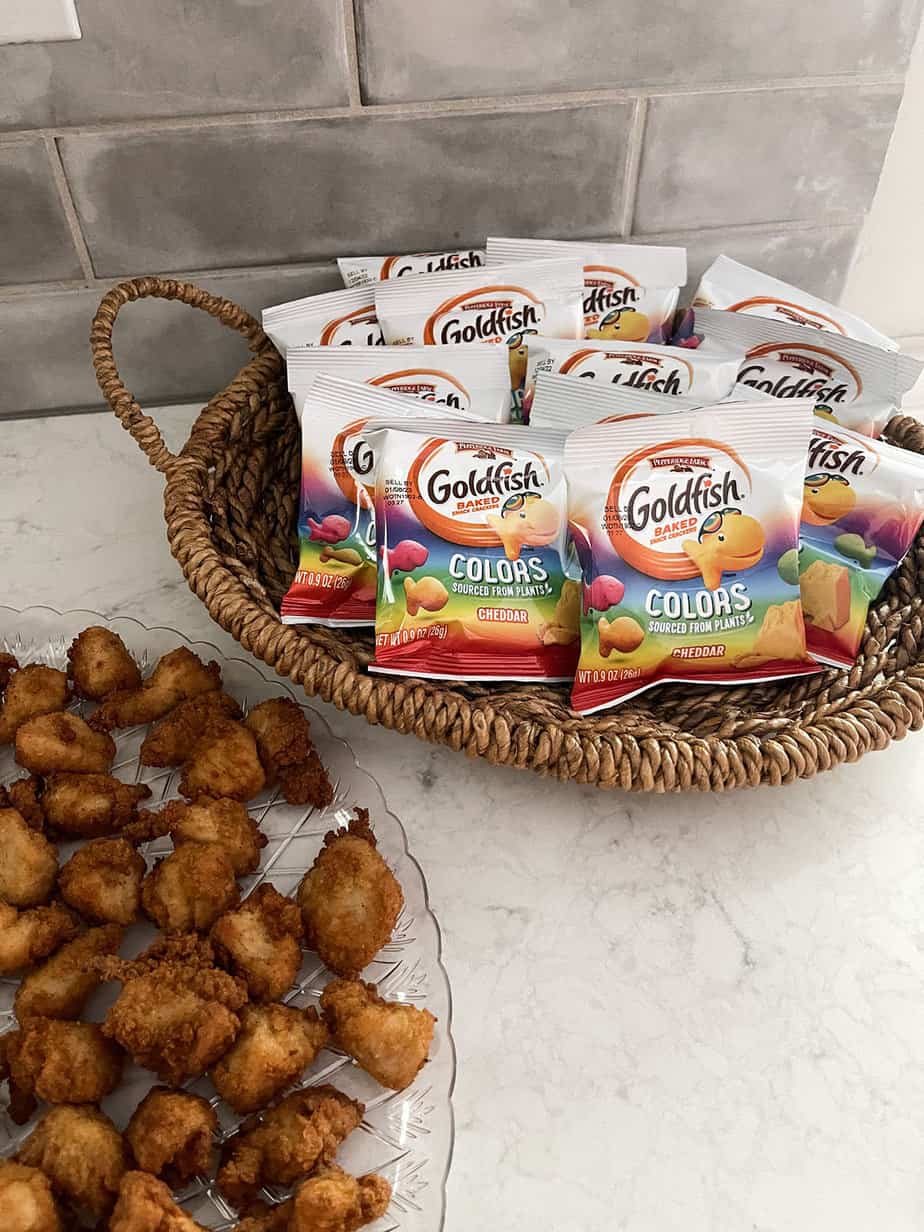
[262,286,384,355]
[286,343,511,423]
[373,256,584,419]
[529,370,704,430]
[366,420,577,681]
[486,236,686,344]
[694,307,922,438]
[338,248,486,287]
[522,334,740,420]
[564,399,819,713]
[797,418,924,667]
[693,255,897,351]
[281,375,485,627]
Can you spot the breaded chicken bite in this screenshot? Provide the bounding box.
[0,665,71,745]
[6,775,45,830]
[3,1018,124,1123]
[15,712,116,775]
[179,718,266,803]
[140,691,243,767]
[58,837,146,925]
[217,1085,363,1207]
[0,901,80,975]
[291,1166,391,1232]
[245,698,334,809]
[211,884,304,1002]
[0,651,19,691]
[125,1087,217,1185]
[320,978,435,1091]
[126,796,266,877]
[90,647,221,732]
[41,772,151,838]
[233,1204,292,1232]
[67,627,141,701]
[0,809,58,907]
[297,810,402,978]
[14,923,123,1021]
[110,1171,210,1232]
[16,1104,128,1217]
[210,1003,329,1114]
[141,842,239,934]
[0,1159,65,1232]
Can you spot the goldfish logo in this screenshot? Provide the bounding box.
[382,250,484,278]
[726,296,847,335]
[369,368,470,411]
[423,285,543,345]
[330,417,377,504]
[319,305,385,347]
[737,342,861,403]
[560,346,693,395]
[682,508,765,590]
[806,428,875,478]
[582,264,641,326]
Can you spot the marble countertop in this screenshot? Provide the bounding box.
[4,406,924,1231]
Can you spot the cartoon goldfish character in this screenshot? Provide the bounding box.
[307,514,351,543]
[486,491,560,561]
[802,472,856,526]
[587,307,650,343]
[682,508,765,590]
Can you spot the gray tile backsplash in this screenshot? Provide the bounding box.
[0,0,919,414]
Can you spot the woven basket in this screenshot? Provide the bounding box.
[91,277,924,791]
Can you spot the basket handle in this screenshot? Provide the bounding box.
[91,277,270,474]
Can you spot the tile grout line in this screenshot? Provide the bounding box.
[618,97,648,237]
[341,0,364,109]
[40,133,96,282]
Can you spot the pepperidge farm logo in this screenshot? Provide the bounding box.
[423,285,543,345]
[560,345,694,395]
[369,368,471,412]
[736,342,862,403]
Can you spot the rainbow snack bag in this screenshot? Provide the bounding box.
[564,399,819,713]
[521,334,741,420]
[486,236,686,345]
[797,419,924,667]
[373,257,584,420]
[366,419,577,681]
[693,307,922,438]
[693,255,897,351]
[529,370,705,431]
[280,375,485,627]
[262,287,384,355]
[286,343,511,423]
[338,249,486,287]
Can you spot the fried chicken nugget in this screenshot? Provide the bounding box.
[211,884,304,1002]
[0,1159,65,1232]
[90,646,221,732]
[245,698,334,810]
[297,810,403,978]
[0,901,80,975]
[67,627,141,701]
[41,772,151,838]
[3,1018,124,1124]
[210,1003,330,1115]
[15,712,116,775]
[14,923,123,1021]
[125,1087,217,1185]
[320,979,435,1091]
[291,1166,391,1232]
[234,1204,292,1232]
[0,651,19,691]
[0,665,71,745]
[126,796,266,877]
[58,837,146,926]
[217,1085,363,1207]
[0,808,58,908]
[6,775,45,830]
[179,718,266,803]
[140,691,243,767]
[96,944,248,1084]
[16,1104,128,1217]
[110,1171,210,1232]
[141,842,240,934]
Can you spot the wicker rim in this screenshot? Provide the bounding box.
[91,277,924,791]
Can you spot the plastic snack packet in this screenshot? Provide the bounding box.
[486,236,686,345]
[286,343,511,423]
[564,399,819,713]
[693,307,922,438]
[280,375,486,627]
[262,287,384,355]
[693,255,897,351]
[365,419,577,681]
[529,370,705,430]
[521,333,740,420]
[338,249,486,288]
[373,256,584,419]
[798,418,924,667]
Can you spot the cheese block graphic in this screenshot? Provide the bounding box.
[751,600,807,660]
[800,560,850,632]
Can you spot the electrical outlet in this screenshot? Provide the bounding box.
[0,0,81,44]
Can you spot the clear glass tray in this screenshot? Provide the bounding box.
[0,606,454,1232]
